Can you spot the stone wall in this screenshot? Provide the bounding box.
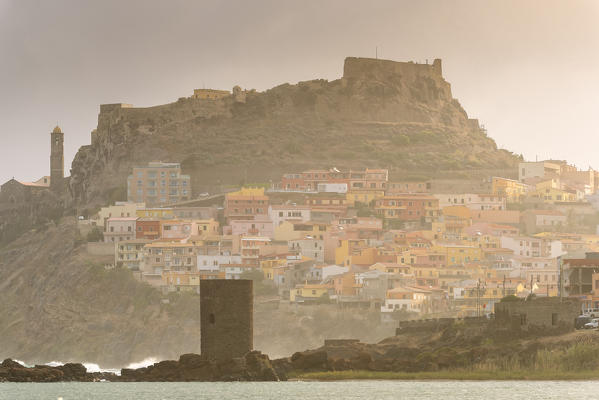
[494,298,580,332]
[200,279,253,360]
[396,316,487,335]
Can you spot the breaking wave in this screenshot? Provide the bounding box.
[31,357,160,376]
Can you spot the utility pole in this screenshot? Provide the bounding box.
[558,255,563,302]
[477,279,481,317]
[503,275,506,297]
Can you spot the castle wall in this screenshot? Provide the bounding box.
[343,57,443,81]
[200,279,253,360]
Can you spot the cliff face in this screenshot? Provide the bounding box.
[69,57,518,206]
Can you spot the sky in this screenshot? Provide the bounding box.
[1,0,598,184]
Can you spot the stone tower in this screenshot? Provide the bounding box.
[200,279,253,360]
[50,125,64,193]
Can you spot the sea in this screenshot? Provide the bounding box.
[1,380,598,400]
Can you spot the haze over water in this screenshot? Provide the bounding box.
[1,381,598,400]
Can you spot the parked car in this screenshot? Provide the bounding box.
[584,318,599,329]
[582,308,599,318]
[199,192,210,197]
[576,315,592,329]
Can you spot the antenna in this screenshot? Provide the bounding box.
[375,46,378,59]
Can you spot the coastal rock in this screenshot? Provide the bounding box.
[290,350,329,371]
[120,351,281,382]
[0,359,113,383]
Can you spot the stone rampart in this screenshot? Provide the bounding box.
[343,57,443,81]
[396,316,487,335]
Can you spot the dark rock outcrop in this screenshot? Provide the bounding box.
[119,351,282,382]
[0,352,282,382]
[0,359,115,382]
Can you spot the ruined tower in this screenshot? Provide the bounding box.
[50,125,64,193]
[200,279,253,360]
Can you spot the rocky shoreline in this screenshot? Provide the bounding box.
[4,322,598,383]
[0,351,282,383]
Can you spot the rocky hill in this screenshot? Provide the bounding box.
[0,57,520,367]
[69,57,518,207]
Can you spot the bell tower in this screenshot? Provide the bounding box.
[50,125,64,193]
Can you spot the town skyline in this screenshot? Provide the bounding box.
[1,0,599,184]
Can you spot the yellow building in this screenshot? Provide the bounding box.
[346,189,385,206]
[491,177,527,203]
[162,271,200,292]
[194,219,220,235]
[136,208,175,219]
[334,239,380,266]
[433,244,483,265]
[290,284,332,302]
[528,186,577,204]
[369,262,411,274]
[412,266,440,279]
[462,232,502,250]
[261,258,287,281]
[274,220,329,242]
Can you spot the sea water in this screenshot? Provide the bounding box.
[1,380,598,400]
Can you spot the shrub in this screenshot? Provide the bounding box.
[86,226,104,242]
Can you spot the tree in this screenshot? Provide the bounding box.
[239,269,278,296]
[86,226,104,242]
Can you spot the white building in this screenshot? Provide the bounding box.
[289,237,325,263]
[500,236,563,258]
[91,202,145,228]
[519,161,561,182]
[317,183,348,194]
[434,193,506,211]
[197,254,242,272]
[268,204,311,227]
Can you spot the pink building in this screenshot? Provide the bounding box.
[104,217,137,243]
[230,218,275,238]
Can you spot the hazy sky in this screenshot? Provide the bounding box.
[1,0,598,184]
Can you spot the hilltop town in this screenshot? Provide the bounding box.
[71,159,599,316]
[1,57,598,366]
